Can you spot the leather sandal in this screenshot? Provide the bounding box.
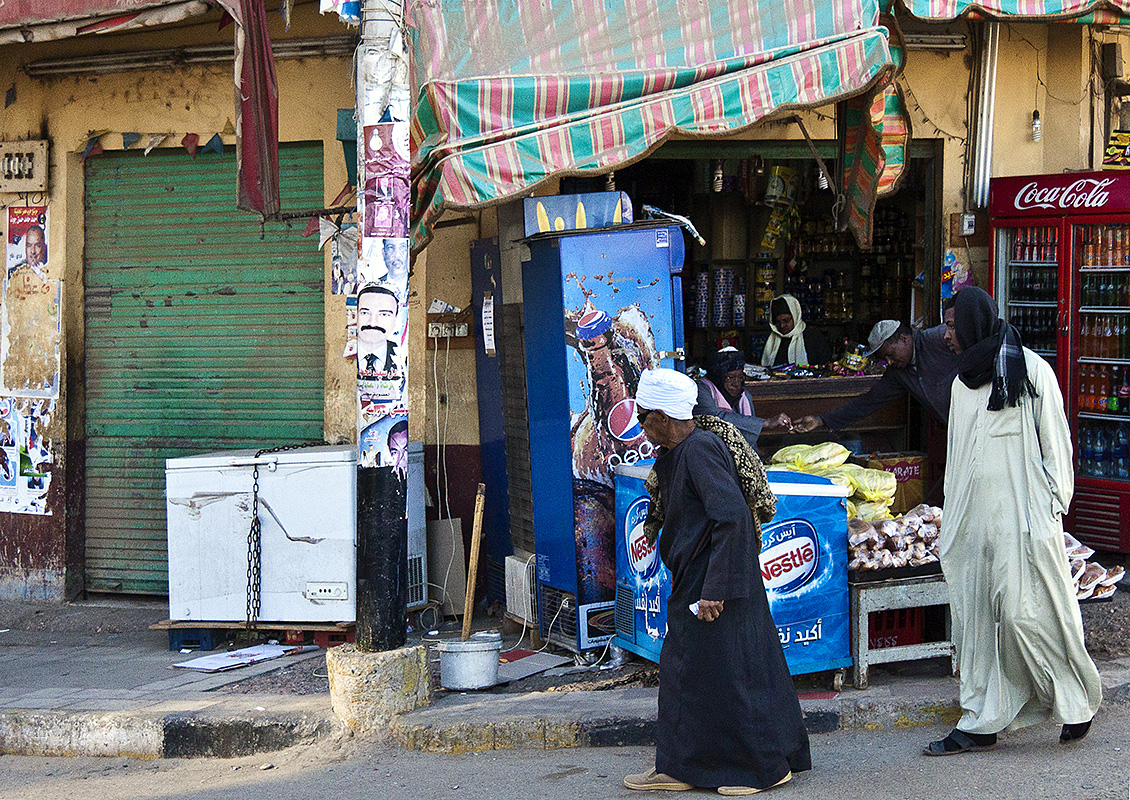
[623,768,694,791]
[922,729,997,756]
[717,771,792,795]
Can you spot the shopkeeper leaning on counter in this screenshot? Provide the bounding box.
[793,308,961,434]
[695,347,792,448]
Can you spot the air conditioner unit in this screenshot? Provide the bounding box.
[505,553,537,625]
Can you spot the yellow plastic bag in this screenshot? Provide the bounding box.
[845,499,858,519]
[854,468,898,502]
[815,465,860,493]
[794,441,850,470]
[771,444,812,465]
[857,499,894,521]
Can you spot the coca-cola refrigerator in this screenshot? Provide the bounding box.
[990,172,1130,553]
[522,221,685,651]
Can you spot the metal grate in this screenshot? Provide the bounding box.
[407,555,426,609]
[1072,489,1123,551]
[485,557,506,611]
[538,584,578,651]
[499,303,535,555]
[614,582,635,641]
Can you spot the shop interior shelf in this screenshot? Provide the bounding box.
[1078,357,1130,365]
[1007,300,1057,307]
[1078,307,1130,313]
[1078,411,1130,422]
[1078,266,1130,272]
[1008,260,1057,267]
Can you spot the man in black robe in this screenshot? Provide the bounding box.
[624,368,810,796]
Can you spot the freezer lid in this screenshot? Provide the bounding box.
[166,444,356,471]
[768,471,850,498]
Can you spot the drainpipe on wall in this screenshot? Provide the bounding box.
[354,0,410,652]
[970,21,999,209]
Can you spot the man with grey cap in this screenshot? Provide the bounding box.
[624,368,809,796]
[793,318,959,433]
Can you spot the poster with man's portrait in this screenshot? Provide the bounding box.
[359,237,409,301]
[7,206,48,278]
[362,123,409,240]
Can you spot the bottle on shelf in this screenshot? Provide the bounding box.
[1099,366,1111,411]
[1111,367,1122,414]
[1080,425,1094,475]
[1117,424,1130,479]
[1120,367,1130,411]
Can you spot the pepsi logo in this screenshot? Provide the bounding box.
[625,497,658,577]
[576,308,612,340]
[759,519,819,594]
[607,398,643,442]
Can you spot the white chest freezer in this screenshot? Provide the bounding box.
[166,445,358,623]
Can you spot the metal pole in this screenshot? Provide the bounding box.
[354,0,409,652]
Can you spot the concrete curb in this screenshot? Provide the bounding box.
[386,686,964,754]
[0,700,337,759]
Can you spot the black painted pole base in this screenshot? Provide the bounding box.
[356,465,408,651]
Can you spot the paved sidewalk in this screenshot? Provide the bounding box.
[3,598,1129,759]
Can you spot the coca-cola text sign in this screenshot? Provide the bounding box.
[990,172,1130,218]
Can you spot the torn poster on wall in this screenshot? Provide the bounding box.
[7,207,48,279]
[361,123,409,241]
[0,397,53,515]
[358,237,409,300]
[331,222,359,296]
[358,410,409,476]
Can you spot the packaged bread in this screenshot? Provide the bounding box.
[1076,582,1096,600]
[853,468,898,502]
[794,441,851,470]
[1100,565,1125,587]
[1079,563,1106,591]
[771,444,813,465]
[1069,544,1096,561]
[1092,584,1116,600]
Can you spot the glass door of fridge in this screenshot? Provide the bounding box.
[998,223,1059,366]
[1074,221,1130,482]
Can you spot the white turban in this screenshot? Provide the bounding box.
[635,368,697,420]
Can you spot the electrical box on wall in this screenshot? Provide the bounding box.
[0,140,47,193]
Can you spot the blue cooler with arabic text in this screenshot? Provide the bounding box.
[613,465,850,675]
[612,461,670,662]
[762,471,852,675]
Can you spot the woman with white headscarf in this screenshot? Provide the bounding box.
[760,294,832,367]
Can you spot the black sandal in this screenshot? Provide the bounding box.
[922,729,997,756]
[1060,719,1092,743]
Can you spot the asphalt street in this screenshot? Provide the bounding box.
[1,705,1128,800]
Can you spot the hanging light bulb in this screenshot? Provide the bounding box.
[1031,109,1042,142]
[604,171,616,191]
[712,160,724,192]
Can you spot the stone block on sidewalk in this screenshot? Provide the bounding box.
[326,644,431,734]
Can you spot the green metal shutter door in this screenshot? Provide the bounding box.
[83,145,326,595]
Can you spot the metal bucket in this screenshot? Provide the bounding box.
[434,631,502,690]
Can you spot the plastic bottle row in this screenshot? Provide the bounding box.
[1010,307,1057,352]
[1079,421,1130,479]
[1011,226,1058,263]
[1009,266,1055,302]
[1079,364,1130,413]
[1080,223,1130,268]
[1081,274,1130,307]
[1079,315,1130,359]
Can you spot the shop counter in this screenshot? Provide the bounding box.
[745,374,908,454]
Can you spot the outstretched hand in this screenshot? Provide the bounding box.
[792,415,823,433]
[764,413,792,431]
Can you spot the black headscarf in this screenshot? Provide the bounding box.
[705,347,746,407]
[954,286,1036,410]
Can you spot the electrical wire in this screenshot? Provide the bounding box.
[534,600,565,654]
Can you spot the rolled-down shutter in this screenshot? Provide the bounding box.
[83,144,325,594]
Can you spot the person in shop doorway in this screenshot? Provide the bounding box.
[695,347,791,448]
[760,295,832,367]
[624,368,810,796]
[923,286,1101,756]
[792,315,960,433]
[356,285,401,376]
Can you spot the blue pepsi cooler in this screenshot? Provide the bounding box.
[762,471,852,675]
[612,461,671,662]
[613,465,850,676]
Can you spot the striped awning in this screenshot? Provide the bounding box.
[897,0,1130,20]
[409,0,901,251]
